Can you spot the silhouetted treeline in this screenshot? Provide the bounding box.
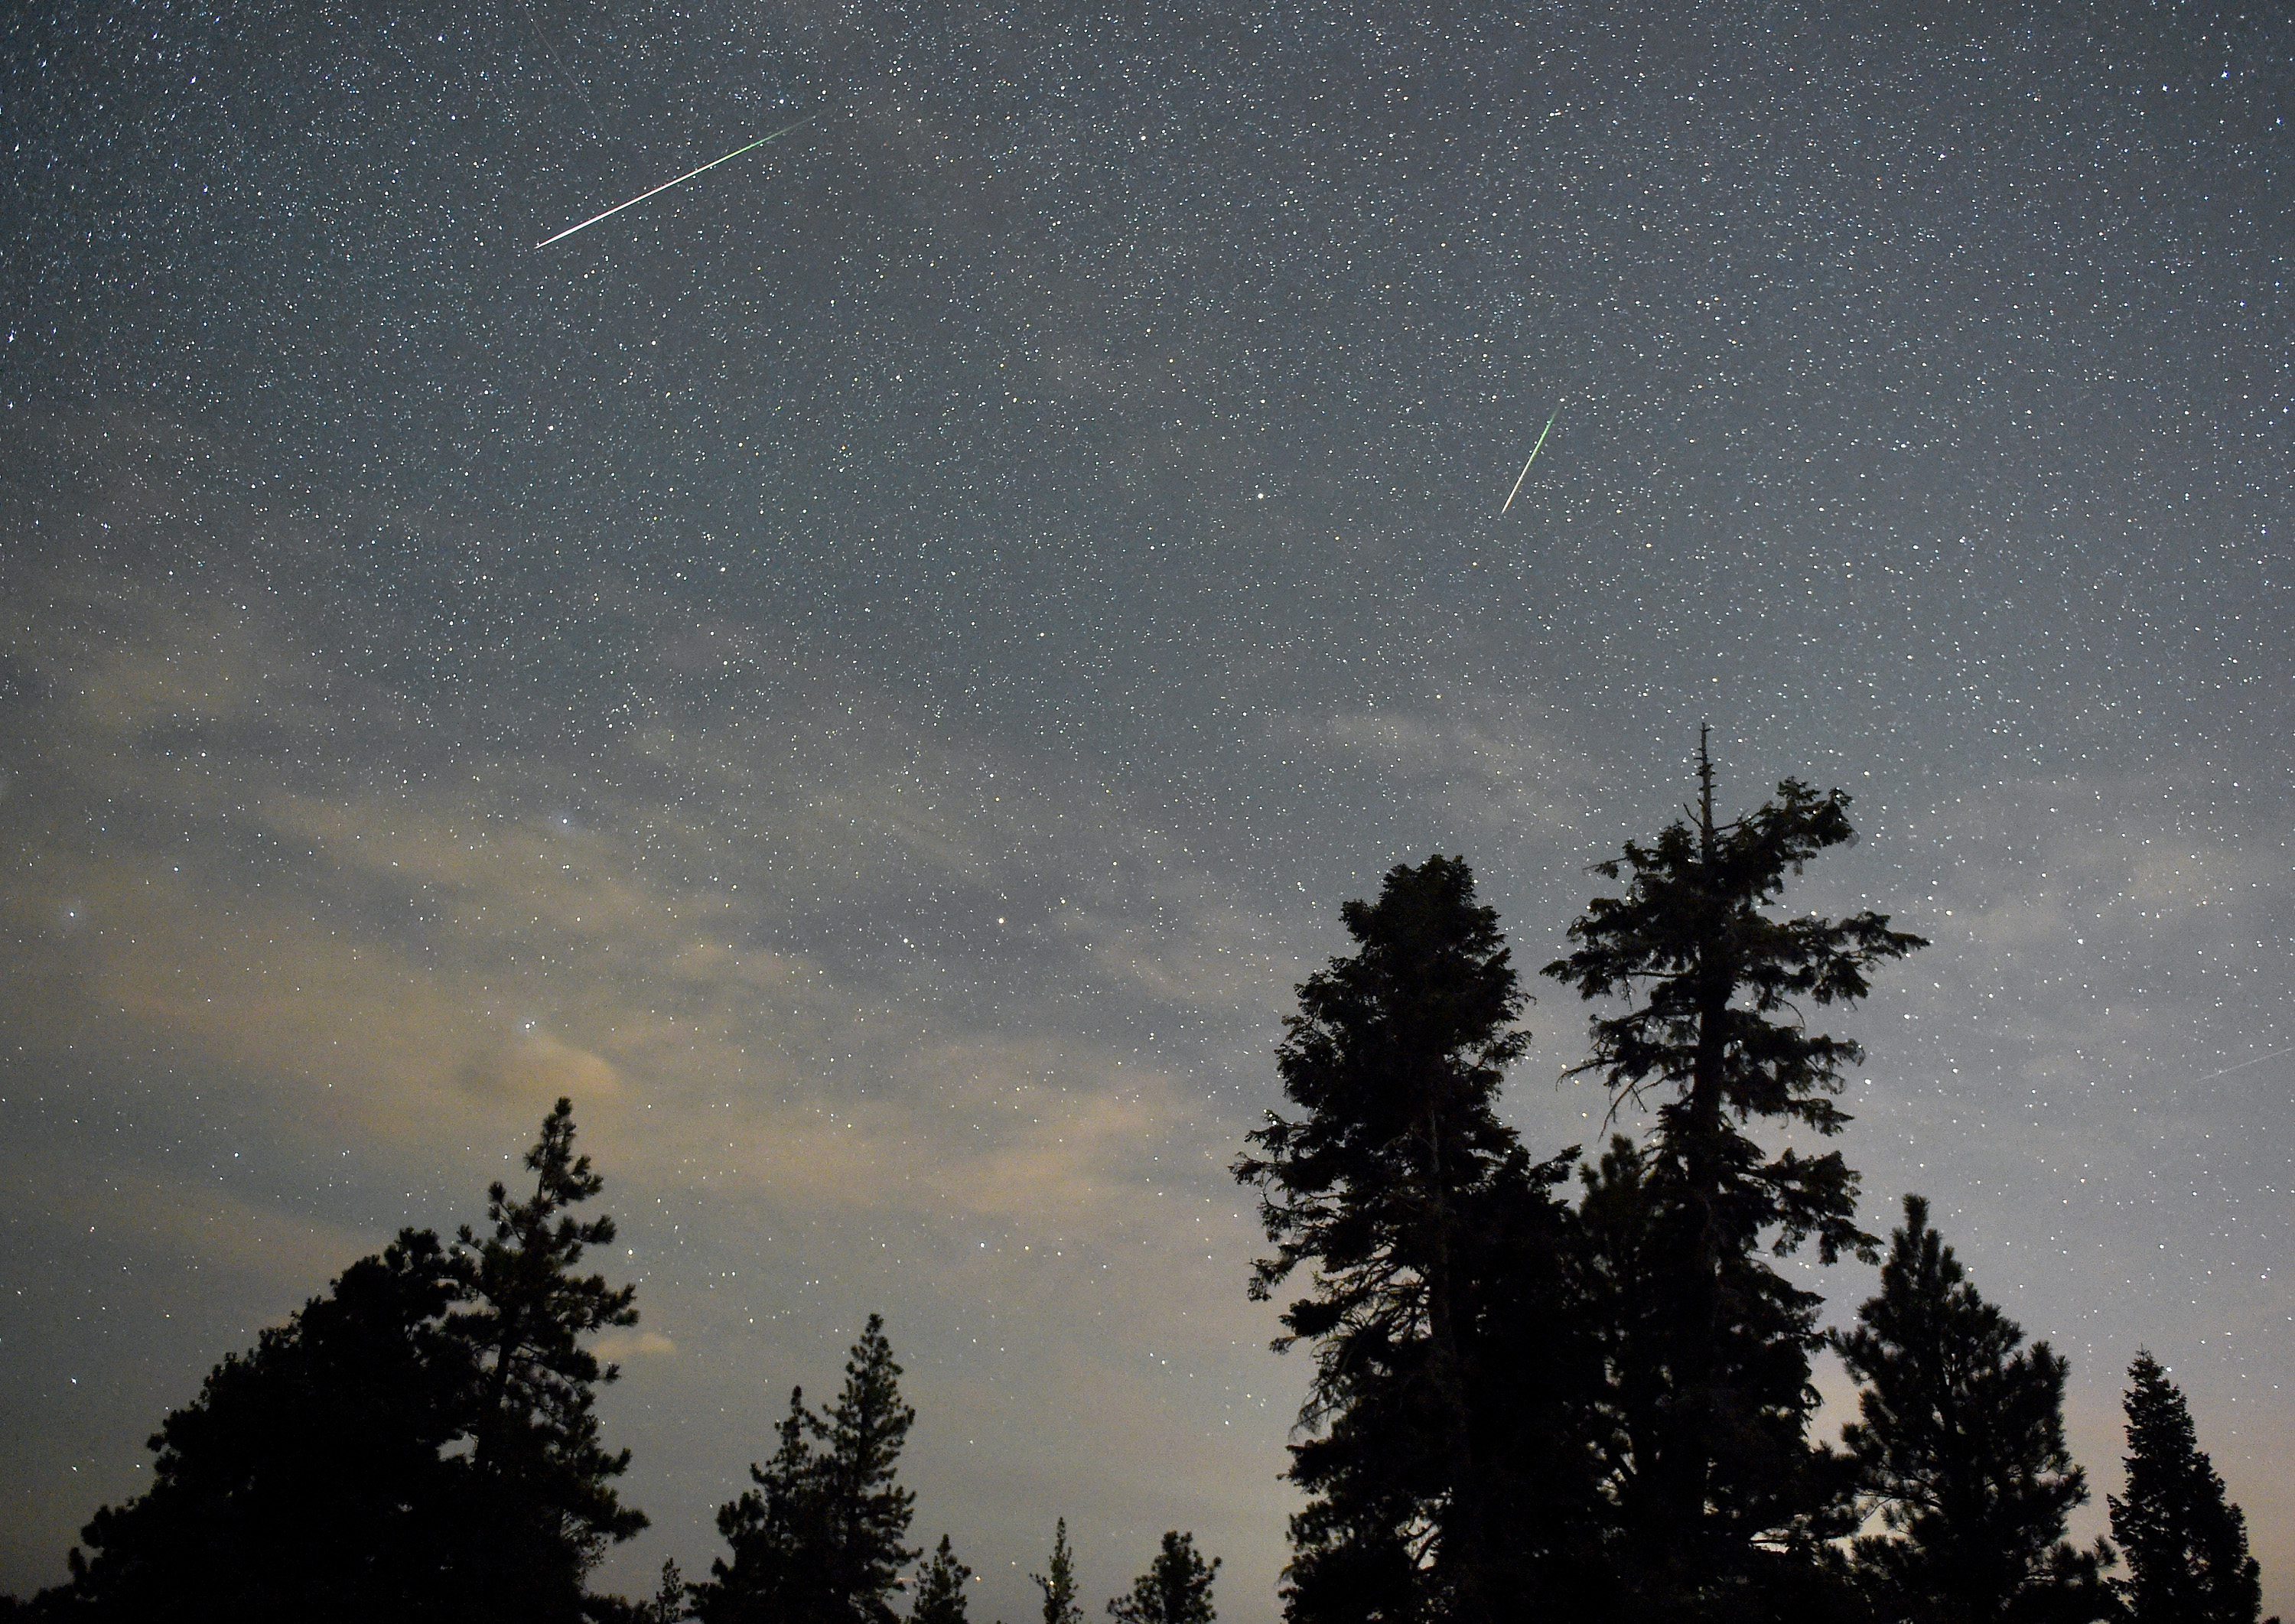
[1232,741,2273,1624]
[2,1105,1219,1624]
[5,745,2274,1624]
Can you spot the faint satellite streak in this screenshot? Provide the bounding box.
[2170,1043,2295,1090]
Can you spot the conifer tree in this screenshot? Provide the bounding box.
[1836,1196,2114,1622]
[1236,855,1574,1619]
[1543,734,1925,1615]
[1107,1531,1219,1624]
[696,1387,831,1624]
[913,1536,974,1624]
[1034,1520,1085,1624]
[816,1315,921,1622]
[40,1229,479,1622]
[2110,1353,2265,1624]
[448,1096,648,1616]
[22,1100,646,1623]
[698,1317,917,1624]
[655,1558,692,1622]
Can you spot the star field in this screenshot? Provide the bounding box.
[3,2,2292,1616]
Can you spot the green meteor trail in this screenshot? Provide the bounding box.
[536,118,812,249]
[1501,402,1562,514]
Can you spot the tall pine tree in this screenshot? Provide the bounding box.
[696,1316,917,1624]
[2110,1353,2265,1624]
[1543,735,1925,1618]
[1107,1531,1219,1624]
[449,1096,648,1617]
[815,1315,920,1623]
[1034,1519,1085,1624]
[1235,856,1589,1621]
[1836,1196,2114,1623]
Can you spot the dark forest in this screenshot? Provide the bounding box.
[6,754,2271,1624]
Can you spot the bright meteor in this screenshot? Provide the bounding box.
[536,118,812,249]
[1500,402,1563,514]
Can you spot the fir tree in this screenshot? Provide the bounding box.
[698,1317,917,1624]
[41,1229,480,1622]
[1836,1195,2114,1622]
[1236,855,1577,1619]
[1107,1531,1219,1624]
[815,1315,921,1623]
[913,1536,974,1624]
[2110,1353,2264,1624]
[655,1558,692,1623]
[449,1096,647,1616]
[1543,734,1926,1616]
[1034,1520,1085,1624]
[696,1386,832,1624]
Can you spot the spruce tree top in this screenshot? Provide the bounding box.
[1236,853,1528,1328]
[1543,732,1925,1261]
[2112,1352,2265,1624]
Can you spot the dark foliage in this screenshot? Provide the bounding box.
[1237,855,1602,1622]
[912,1535,974,1624]
[451,1097,649,1616]
[1107,1531,1219,1624]
[1543,738,1925,1618]
[17,1098,643,1623]
[1034,1518,1086,1624]
[696,1315,917,1624]
[2110,1354,2265,1624]
[37,1229,478,1622]
[698,1387,832,1624]
[1836,1196,2116,1623]
[655,1559,692,1623]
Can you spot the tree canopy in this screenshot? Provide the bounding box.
[2111,1352,2266,1624]
[1544,737,1925,1616]
[1836,1195,2115,1623]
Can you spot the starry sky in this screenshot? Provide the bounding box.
[3,0,2291,1616]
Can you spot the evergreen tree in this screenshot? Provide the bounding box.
[697,1387,832,1624]
[1236,855,1587,1620]
[448,1096,649,1618]
[20,1099,646,1622]
[1107,1531,1219,1624]
[1543,734,1926,1618]
[697,1317,917,1624]
[815,1315,921,1623]
[39,1229,480,1622]
[1836,1195,2114,1623]
[655,1559,692,1623]
[1034,1519,1085,1624]
[2110,1353,2264,1624]
[913,1536,974,1624]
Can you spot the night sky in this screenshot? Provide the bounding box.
[3,1,2291,1616]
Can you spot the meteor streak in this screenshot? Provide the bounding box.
[536,118,812,249]
[1501,402,1562,514]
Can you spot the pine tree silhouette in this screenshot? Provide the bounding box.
[1544,732,1925,1616]
[1106,1531,1219,1624]
[448,1096,648,1617]
[912,1535,974,1624]
[697,1316,916,1624]
[1236,856,1590,1619]
[1034,1519,1085,1624]
[1836,1195,2115,1622]
[24,1100,644,1622]
[2111,1352,2265,1624]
